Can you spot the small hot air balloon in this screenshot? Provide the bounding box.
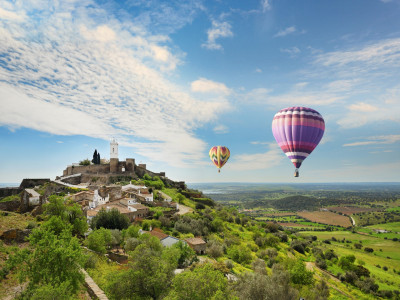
[272,107,325,177]
[209,146,230,173]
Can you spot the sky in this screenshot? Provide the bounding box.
[0,0,399,184]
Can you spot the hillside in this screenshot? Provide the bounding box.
[1,179,400,299]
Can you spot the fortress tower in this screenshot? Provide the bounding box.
[110,139,119,173]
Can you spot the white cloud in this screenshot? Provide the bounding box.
[250,141,270,145]
[261,0,272,12]
[255,68,262,73]
[191,78,231,95]
[80,25,116,42]
[213,125,229,134]
[0,1,227,168]
[337,87,400,128]
[228,143,283,171]
[266,92,342,106]
[242,88,271,104]
[202,20,233,51]
[0,7,25,21]
[56,141,64,144]
[348,102,378,112]
[315,38,400,69]
[280,46,301,57]
[274,26,296,37]
[343,135,400,147]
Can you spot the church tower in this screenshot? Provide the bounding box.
[110,139,119,173]
[110,138,118,159]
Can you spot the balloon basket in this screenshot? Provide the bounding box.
[218,169,220,173]
[294,169,299,177]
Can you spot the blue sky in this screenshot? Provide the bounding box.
[0,0,399,184]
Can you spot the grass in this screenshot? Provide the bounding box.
[0,195,20,203]
[365,221,400,232]
[0,211,36,235]
[302,231,400,291]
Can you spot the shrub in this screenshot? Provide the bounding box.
[206,240,224,259]
[85,228,112,254]
[289,260,314,285]
[91,208,130,230]
[124,237,140,252]
[364,247,374,253]
[316,258,327,270]
[79,159,91,166]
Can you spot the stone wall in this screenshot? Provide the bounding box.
[0,187,21,198]
[64,164,110,176]
[61,174,82,185]
[19,178,50,189]
[110,158,118,173]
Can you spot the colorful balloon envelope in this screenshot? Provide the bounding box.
[272,107,325,177]
[209,146,230,173]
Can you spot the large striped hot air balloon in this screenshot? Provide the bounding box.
[209,146,230,173]
[272,107,325,177]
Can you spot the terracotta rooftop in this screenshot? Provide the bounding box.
[130,203,148,210]
[185,237,206,245]
[146,230,168,240]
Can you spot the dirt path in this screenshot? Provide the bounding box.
[306,262,354,299]
[176,204,193,215]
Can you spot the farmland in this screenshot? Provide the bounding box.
[297,211,352,227]
[328,206,379,215]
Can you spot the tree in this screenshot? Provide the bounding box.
[172,241,196,268]
[79,159,91,166]
[166,264,230,300]
[92,149,98,164]
[85,228,112,254]
[97,152,100,164]
[107,242,178,299]
[43,196,88,236]
[288,260,314,285]
[7,222,84,298]
[90,208,130,230]
[234,264,298,300]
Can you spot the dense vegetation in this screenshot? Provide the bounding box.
[1,181,400,299]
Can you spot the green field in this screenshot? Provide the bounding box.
[302,231,400,291]
[366,221,400,232]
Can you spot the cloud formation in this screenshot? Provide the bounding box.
[228,143,283,171]
[343,135,400,147]
[202,20,233,50]
[191,78,231,95]
[0,1,226,168]
[274,26,296,37]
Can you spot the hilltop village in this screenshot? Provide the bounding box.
[1,142,400,299]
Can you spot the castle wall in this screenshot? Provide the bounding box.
[110,158,119,173]
[19,178,50,189]
[0,187,21,198]
[64,164,110,176]
[126,159,135,172]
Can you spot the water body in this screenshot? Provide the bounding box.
[0,183,20,188]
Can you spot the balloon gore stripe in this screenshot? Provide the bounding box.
[209,146,230,170]
[272,107,325,169]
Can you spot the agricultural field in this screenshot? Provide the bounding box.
[297,211,352,227]
[352,211,400,226]
[328,206,379,215]
[356,222,400,240]
[301,231,400,291]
